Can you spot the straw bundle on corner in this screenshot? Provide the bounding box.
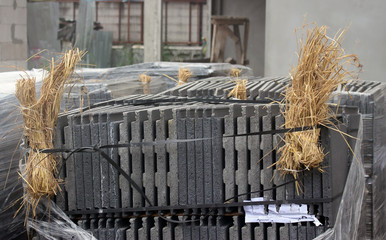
[139,73,152,94]
[275,25,360,189]
[228,68,248,100]
[15,49,84,217]
[177,67,192,86]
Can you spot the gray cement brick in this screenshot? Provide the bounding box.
[108,120,121,208]
[72,122,85,210]
[194,117,204,205]
[186,113,196,205]
[212,117,224,203]
[223,105,242,201]
[167,116,179,206]
[176,115,187,205]
[248,105,266,197]
[98,219,107,240]
[119,112,136,208]
[131,111,147,207]
[267,224,278,240]
[199,217,209,240]
[208,216,217,240]
[91,115,102,209]
[298,225,307,240]
[235,106,254,201]
[99,119,110,208]
[142,109,159,207]
[241,223,253,240]
[64,123,76,211]
[203,116,213,204]
[138,217,151,240]
[155,108,173,206]
[216,216,229,240]
[81,121,93,210]
[162,217,173,240]
[174,217,183,239]
[229,216,240,240]
[254,223,265,239]
[279,224,290,240]
[150,217,161,240]
[306,222,316,239]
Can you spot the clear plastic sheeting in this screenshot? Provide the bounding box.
[314,120,366,239]
[27,199,96,240]
[371,84,386,240]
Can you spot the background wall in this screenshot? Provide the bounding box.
[221,0,266,76]
[0,0,27,72]
[265,0,386,82]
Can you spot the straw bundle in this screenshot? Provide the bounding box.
[177,67,192,86]
[230,68,242,78]
[228,79,248,100]
[228,68,248,100]
[139,73,152,94]
[15,49,84,217]
[275,25,360,187]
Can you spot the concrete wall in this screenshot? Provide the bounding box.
[221,0,266,76]
[265,0,386,82]
[0,0,27,72]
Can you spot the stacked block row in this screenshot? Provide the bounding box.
[49,92,361,239]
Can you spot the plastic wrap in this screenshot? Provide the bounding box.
[371,84,386,239]
[27,199,96,240]
[314,119,366,239]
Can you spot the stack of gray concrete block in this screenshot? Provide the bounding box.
[49,89,361,239]
[159,76,385,239]
[158,76,290,101]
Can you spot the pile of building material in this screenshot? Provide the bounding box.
[42,93,359,240]
[0,62,252,240]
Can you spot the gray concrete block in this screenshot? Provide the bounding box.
[119,112,136,208]
[138,217,151,240]
[108,120,121,208]
[223,105,242,201]
[150,217,161,240]
[167,116,179,206]
[162,217,173,240]
[203,116,213,204]
[142,109,160,207]
[131,111,148,207]
[229,216,240,240]
[155,108,173,206]
[306,222,316,239]
[72,122,85,210]
[64,123,76,211]
[241,223,253,240]
[212,117,224,203]
[106,218,115,240]
[216,216,229,240]
[254,223,265,239]
[99,119,110,208]
[267,224,278,240]
[298,225,307,240]
[195,117,204,205]
[199,217,209,240]
[248,105,266,197]
[174,217,183,239]
[208,216,217,240]
[80,121,93,210]
[176,116,188,206]
[279,224,290,240]
[186,115,196,205]
[98,218,107,240]
[90,115,102,209]
[235,106,254,201]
